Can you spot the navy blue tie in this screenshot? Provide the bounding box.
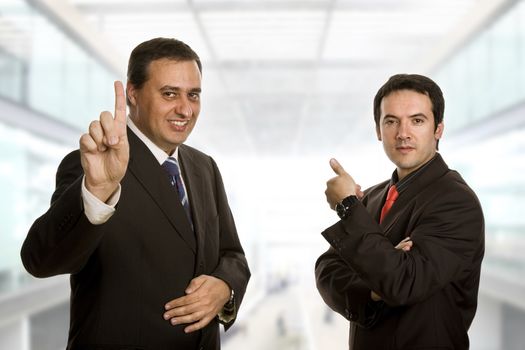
[162,157,193,226]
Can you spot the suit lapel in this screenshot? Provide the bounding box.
[127,129,197,253]
[178,145,207,255]
[365,182,389,224]
[380,154,449,233]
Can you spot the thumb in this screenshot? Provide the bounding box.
[330,158,347,176]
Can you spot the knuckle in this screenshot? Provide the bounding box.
[100,112,114,126]
[100,110,111,118]
[193,314,202,323]
[89,120,100,131]
[79,136,91,150]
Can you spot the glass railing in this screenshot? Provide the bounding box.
[0,0,118,130]
[434,0,525,133]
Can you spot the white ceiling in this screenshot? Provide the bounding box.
[9,0,503,156]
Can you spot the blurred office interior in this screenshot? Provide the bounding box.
[1,0,524,349]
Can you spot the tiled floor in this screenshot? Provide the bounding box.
[223,284,348,350]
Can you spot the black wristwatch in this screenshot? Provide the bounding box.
[335,195,359,219]
[223,288,235,315]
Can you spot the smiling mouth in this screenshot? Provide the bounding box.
[168,120,188,127]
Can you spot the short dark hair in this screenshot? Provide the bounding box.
[127,37,202,91]
[373,74,444,130]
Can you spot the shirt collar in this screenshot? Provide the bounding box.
[127,117,179,165]
[389,154,438,194]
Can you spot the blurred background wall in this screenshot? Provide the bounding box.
[0,0,524,349]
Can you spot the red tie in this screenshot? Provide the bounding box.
[380,185,399,223]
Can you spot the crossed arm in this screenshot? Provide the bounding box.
[317,158,483,324]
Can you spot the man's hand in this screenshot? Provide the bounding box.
[80,81,129,203]
[395,236,413,252]
[163,275,230,333]
[326,158,361,209]
[371,237,413,301]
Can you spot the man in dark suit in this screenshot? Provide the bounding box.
[21,38,250,349]
[315,74,484,350]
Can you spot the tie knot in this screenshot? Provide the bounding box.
[386,185,399,202]
[162,157,181,177]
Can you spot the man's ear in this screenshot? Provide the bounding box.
[435,122,444,140]
[126,82,137,106]
[376,125,382,141]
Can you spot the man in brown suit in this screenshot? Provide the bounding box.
[21,38,250,349]
[316,74,484,350]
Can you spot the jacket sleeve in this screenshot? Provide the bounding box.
[315,245,384,328]
[321,183,484,308]
[208,157,251,329]
[20,151,108,277]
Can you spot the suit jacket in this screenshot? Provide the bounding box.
[315,154,484,350]
[21,129,250,350]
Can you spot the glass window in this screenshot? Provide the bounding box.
[1,0,119,129]
[0,50,24,102]
[517,1,525,99]
[0,122,68,276]
[28,15,66,119]
[488,7,520,112]
[465,30,492,121]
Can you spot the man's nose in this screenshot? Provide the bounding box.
[174,97,192,118]
[397,121,411,139]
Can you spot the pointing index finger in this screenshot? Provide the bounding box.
[114,81,126,123]
[330,158,347,176]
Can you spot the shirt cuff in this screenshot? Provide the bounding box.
[218,304,237,324]
[81,176,121,225]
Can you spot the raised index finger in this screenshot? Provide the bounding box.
[114,80,126,124]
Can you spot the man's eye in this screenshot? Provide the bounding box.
[189,93,200,101]
[164,91,176,97]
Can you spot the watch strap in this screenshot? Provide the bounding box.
[336,195,359,219]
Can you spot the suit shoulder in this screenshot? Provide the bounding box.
[180,144,216,167]
[423,169,484,221]
[61,149,81,164]
[180,144,211,160]
[440,169,480,201]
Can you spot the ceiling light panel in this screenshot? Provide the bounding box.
[71,0,186,4]
[201,10,326,60]
[324,2,476,60]
[192,0,331,10]
[83,12,210,61]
